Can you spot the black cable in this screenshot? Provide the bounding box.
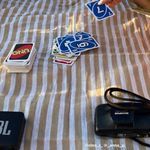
[104,87,150,148]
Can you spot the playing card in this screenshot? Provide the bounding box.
[86,1,114,21]
[57,34,76,53]
[7,43,34,62]
[51,39,78,61]
[53,59,74,66]
[74,32,92,40]
[68,37,99,53]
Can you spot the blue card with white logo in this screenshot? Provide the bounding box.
[68,37,99,53]
[86,1,114,21]
[57,32,93,53]
[57,34,76,53]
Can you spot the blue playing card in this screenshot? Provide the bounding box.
[57,34,76,53]
[74,32,92,40]
[86,1,114,21]
[68,37,99,53]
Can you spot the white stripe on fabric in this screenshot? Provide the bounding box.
[69,7,78,150]
[1,13,24,106]
[54,0,61,15]
[0,69,6,96]
[120,2,126,12]
[2,15,24,111]
[80,1,88,150]
[69,64,76,150]
[24,15,40,118]
[110,16,126,88]
[46,0,53,15]
[30,1,41,15]
[14,16,32,111]
[95,21,105,104]
[127,13,149,99]
[21,15,40,150]
[22,1,36,17]
[123,13,138,92]
[56,13,64,150]
[0,0,5,9]
[44,15,58,150]
[80,56,88,150]
[6,0,14,8]
[56,65,67,150]
[3,1,20,26]
[87,5,101,150]
[138,16,150,49]
[44,63,58,150]
[0,21,15,57]
[111,13,129,149]
[39,0,47,15]
[10,0,29,25]
[43,14,55,150]
[103,19,116,150]
[30,15,48,150]
[3,74,16,111]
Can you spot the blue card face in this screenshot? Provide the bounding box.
[68,38,99,53]
[57,34,76,53]
[86,1,114,21]
[74,32,92,40]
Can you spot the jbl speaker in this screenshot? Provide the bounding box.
[0,112,26,150]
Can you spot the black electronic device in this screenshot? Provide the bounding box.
[94,87,150,147]
[95,103,150,138]
[0,112,26,150]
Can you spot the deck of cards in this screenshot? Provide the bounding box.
[86,0,114,21]
[3,43,37,73]
[50,32,99,66]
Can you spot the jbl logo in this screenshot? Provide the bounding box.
[0,121,11,135]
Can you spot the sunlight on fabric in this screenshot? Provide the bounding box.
[23,29,50,33]
[88,88,104,97]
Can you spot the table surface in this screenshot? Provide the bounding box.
[0,0,150,150]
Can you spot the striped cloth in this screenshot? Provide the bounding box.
[0,0,150,150]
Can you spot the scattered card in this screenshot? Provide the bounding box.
[86,1,114,21]
[51,31,99,66]
[68,37,99,53]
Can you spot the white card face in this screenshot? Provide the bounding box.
[86,1,114,21]
[6,43,35,62]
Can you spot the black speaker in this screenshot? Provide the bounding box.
[0,112,26,150]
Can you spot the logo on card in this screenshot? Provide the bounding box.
[9,44,33,60]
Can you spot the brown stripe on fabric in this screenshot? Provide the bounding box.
[84,53,95,146]
[49,66,63,150]
[8,74,22,110]
[17,16,38,112]
[61,12,72,150]
[138,16,150,50]
[0,73,11,110]
[24,15,41,149]
[132,13,148,53]
[36,15,55,148]
[106,19,116,54]
[62,67,71,150]
[4,15,28,110]
[74,58,82,150]
[127,54,145,97]
[110,14,125,54]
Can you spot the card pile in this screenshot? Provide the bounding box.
[86,1,114,21]
[51,32,99,65]
[3,43,37,73]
